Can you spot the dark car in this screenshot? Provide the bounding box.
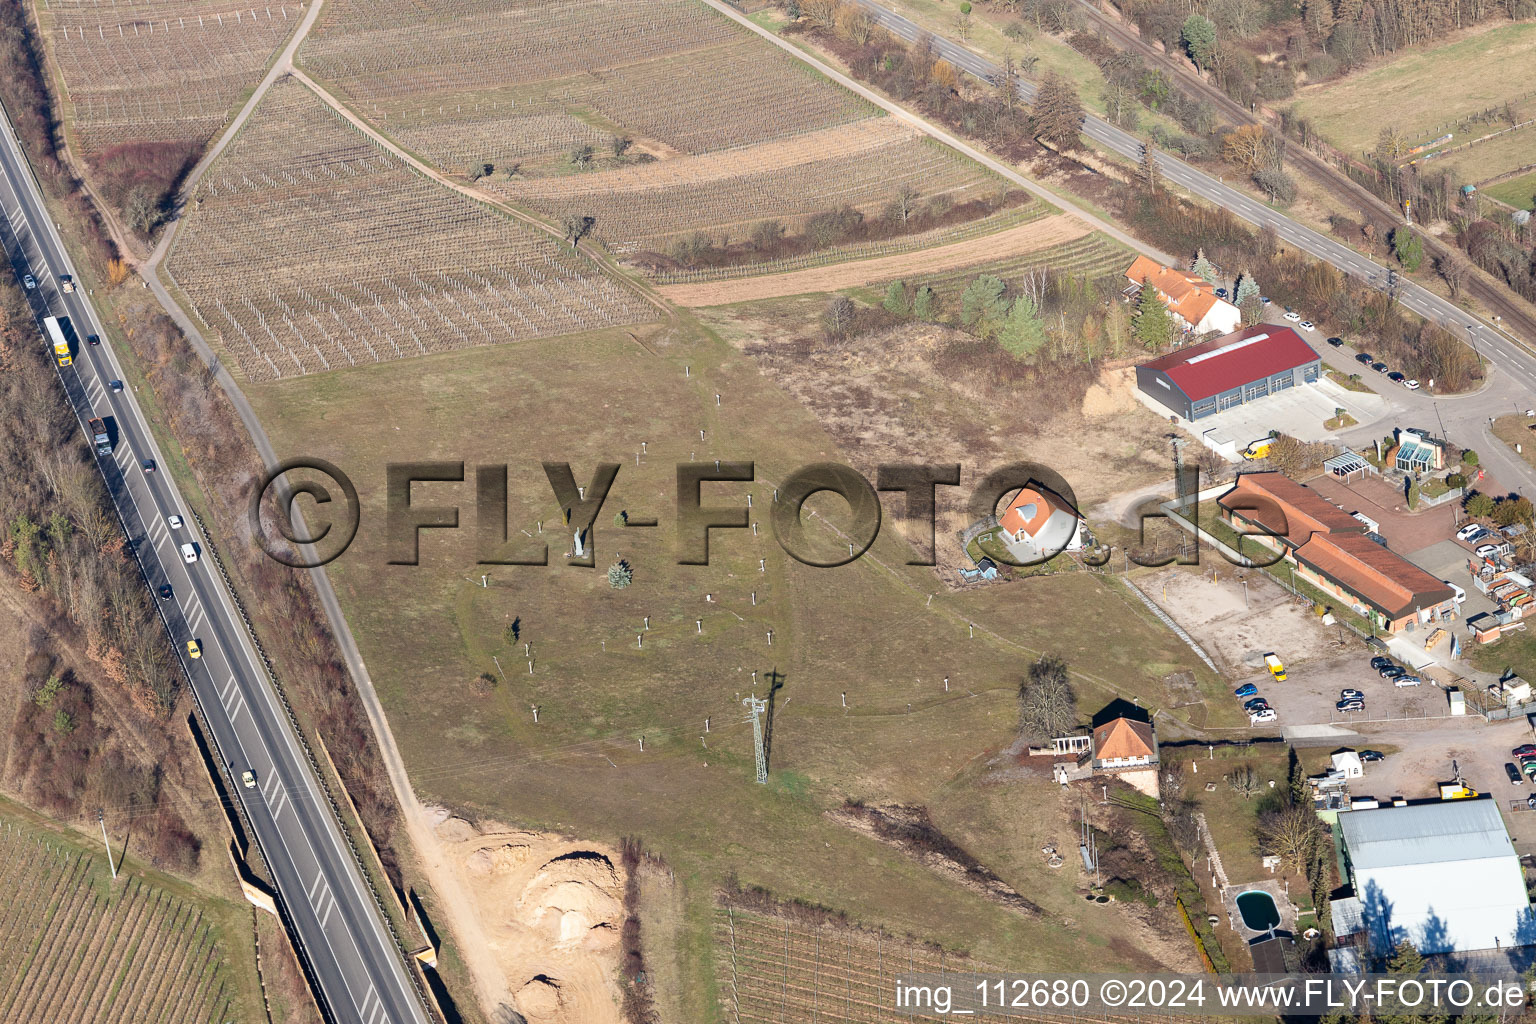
[1340,688,1365,700]
[1370,656,1393,670]
[1387,371,1405,383]
[1379,664,1406,679]
[141,459,156,473]
[1327,337,1344,347]
[1215,287,1228,298]
[1234,683,1258,698]
[1509,763,1525,784]
[109,379,124,392]
[1514,744,1536,758]
[87,334,100,347]
[1356,353,1374,365]
[1371,362,1389,373]
[1336,698,1365,712]
[1359,750,1385,762]
[157,584,173,601]
[1244,697,1270,710]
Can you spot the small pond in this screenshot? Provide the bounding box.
[1236,890,1281,931]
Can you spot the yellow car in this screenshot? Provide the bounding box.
[186,639,202,660]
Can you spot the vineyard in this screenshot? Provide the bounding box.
[164,79,655,382]
[895,233,1133,300]
[717,906,1208,1024]
[0,815,245,1024]
[295,0,1001,255]
[36,0,301,156]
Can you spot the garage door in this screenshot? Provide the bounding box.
[1272,374,1294,392]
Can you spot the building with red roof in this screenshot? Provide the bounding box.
[1135,324,1322,421]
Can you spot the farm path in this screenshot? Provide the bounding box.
[696,0,1175,268]
[659,212,1090,306]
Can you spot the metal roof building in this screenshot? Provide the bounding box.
[1135,325,1321,420]
[1337,799,1533,955]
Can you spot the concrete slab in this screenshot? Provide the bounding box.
[1405,539,1497,620]
[1136,378,1388,461]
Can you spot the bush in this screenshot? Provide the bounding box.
[472,672,498,697]
[608,561,633,588]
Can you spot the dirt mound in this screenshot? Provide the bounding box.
[425,807,627,1024]
[1081,366,1138,418]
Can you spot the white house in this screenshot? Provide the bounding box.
[997,483,1085,564]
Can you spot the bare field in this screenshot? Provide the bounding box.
[296,0,1002,254]
[660,215,1093,306]
[164,79,654,381]
[0,802,261,1024]
[37,0,299,156]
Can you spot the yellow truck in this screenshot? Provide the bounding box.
[1242,437,1275,460]
[1263,653,1286,681]
[44,315,70,367]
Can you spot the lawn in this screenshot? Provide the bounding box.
[1436,125,1536,188]
[1492,414,1536,473]
[245,313,1229,1014]
[1290,21,1536,154]
[1485,168,1536,211]
[1468,626,1536,684]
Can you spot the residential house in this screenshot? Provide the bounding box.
[997,482,1085,563]
[1124,254,1243,336]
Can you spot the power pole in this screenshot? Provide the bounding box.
[743,695,768,785]
[98,810,117,880]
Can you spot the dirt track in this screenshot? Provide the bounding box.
[658,213,1091,306]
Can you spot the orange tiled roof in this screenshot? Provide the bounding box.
[1093,717,1156,761]
[1125,255,1229,327]
[1218,472,1363,547]
[1294,532,1457,621]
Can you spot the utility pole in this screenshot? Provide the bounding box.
[743,695,768,784]
[98,810,117,881]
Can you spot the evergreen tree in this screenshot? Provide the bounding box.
[1192,248,1217,285]
[1390,227,1424,271]
[1132,278,1172,351]
[912,285,938,321]
[1286,747,1307,806]
[1031,71,1083,150]
[1138,143,1161,194]
[1180,13,1217,71]
[998,295,1047,359]
[960,275,1008,337]
[1233,271,1260,307]
[883,279,909,316]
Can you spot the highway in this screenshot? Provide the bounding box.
[851,0,1536,395]
[0,104,430,1024]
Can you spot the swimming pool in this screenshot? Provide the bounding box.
[1236,890,1281,931]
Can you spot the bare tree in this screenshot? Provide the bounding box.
[1227,763,1259,799]
[822,295,856,341]
[1434,252,1469,298]
[1257,803,1324,875]
[1016,654,1077,742]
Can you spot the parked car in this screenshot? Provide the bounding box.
[1244,697,1271,710]
[22,274,35,290]
[1458,524,1484,541]
[1387,371,1405,384]
[1379,664,1407,679]
[1327,337,1344,347]
[1371,361,1389,373]
[1250,708,1278,724]
[1336,698,1366,712]
[1404,379,1421,390]
[1284,310,1302,322]
[1356,353,1374,365]
[1394,675,1423,687]
[1215,288,1228,298]
[1299,320,1316,331]
[1526,794,1536,810]
[1234,683,1258,697]
[1370,656,1394,670]
[1359,750,1385,762]
[1341,688,1365,700]
[1508,763,1524,785]
[1524,762,1536,779]
[1513,744,1536,758]
[1476,544,1501,558]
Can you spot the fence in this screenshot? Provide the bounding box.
[1407,93,1536,149]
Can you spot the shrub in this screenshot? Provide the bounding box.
[608,561,634,588]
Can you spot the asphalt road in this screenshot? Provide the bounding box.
[851,0,1536,381]
[0,106,429,1024]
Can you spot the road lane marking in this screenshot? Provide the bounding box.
[221,674,238,704]
[228,690,246,723]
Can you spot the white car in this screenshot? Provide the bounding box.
[1394,675,1423,687]
[1403,379,1420,390]
[1249,708,1278,724]
[1476,544,1501,558]
[22,274,35,290]
[1283,311,1302,322]
[1299,320,1316,332]
[180,542,199,563]
[1457,524,1482,541]
[168,514,184,530]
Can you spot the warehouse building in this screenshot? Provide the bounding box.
[1136,325,1322,421]
[1332,799,1532,956]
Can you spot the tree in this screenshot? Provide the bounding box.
[892,184,920,225]
[1031,71,1083,150]
[1227,763,1259,799]
[607,562,633,588]
[1494,496,1535,529]
[1256,803,1323,875]
[1221,124,1273,175]
[1390,227,1424,271]
[465,161,492,181]
[1180,13,1217,71]
[1254,166,1297,203]
[1233,271,1260,307]
[1016,655,1077,742]
[1434,252,1469,297]
[1191,248,1217,285]
[1463,449,1479,467]
[1465,491,1495,519]
[912,285,938,321]
[1406,477,1420,510]
[883,280,909,316]
[569,144,594,169]
[611,136,633,157]
[122,186,158,235]
[1132,278,1172,350]
[822,295,856,340]
[997,51,1019,112]
[960,275,1008,336]
[998,295,1047,359]
[1376,125,1407,160]
[1286,746,1307,806]
[1138,144,1161,194]
[750,219,785,250]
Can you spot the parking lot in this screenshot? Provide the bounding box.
[1167,376,1388,457]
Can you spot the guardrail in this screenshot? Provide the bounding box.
[190,509,440,1023]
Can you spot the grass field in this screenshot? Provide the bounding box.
[36,0,298,156]
[296,0,1004,255]
[1291,21,1536,155]
[244,314,1227,1018]
[1433,125,1536,188]
[0,800,261,1024]
[1484,168,1536,210]
[164,78,655,381]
